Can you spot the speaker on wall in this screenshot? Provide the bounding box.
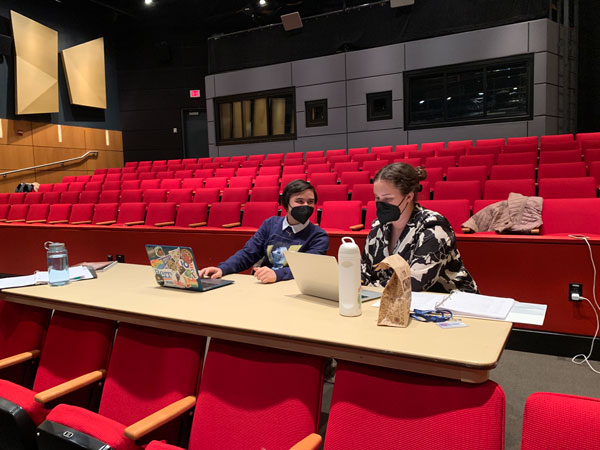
[281,12,302,31]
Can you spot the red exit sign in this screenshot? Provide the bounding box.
[189,89,201,98]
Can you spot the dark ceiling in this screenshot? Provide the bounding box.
[67,0,386,35]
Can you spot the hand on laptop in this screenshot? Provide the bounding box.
[198,266,223,279]
[254,267,276,284]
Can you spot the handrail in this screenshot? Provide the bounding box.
[0,151,98,178]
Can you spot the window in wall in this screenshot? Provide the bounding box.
[404,54,533,130]
[305,99,328,127]
[367,91,393,121]
[215,88,296,145]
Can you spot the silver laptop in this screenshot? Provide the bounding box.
[284,251,381,302]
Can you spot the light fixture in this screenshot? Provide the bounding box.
[259,0,267,6]
[144,0,153,5]
[419,100,425,104]
[478,92,484,96]
[446,96,452,101]
[513,87,518,90]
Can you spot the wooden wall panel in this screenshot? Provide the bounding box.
[0,119,7,145]
[0,172,37,194]
[84,128,123,151]
[31,123,86,149]
[32,147,90,170]
[0,144,35,169]
[89,150,123,170]
[7,120,33,146]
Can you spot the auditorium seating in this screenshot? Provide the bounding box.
[521,392,600,450]
[320,201,363,231]
[420,199,471,232]
[294,361,505,450]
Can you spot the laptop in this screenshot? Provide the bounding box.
[284,251,381,302]
[145,245,233,292]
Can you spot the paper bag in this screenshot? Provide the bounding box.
[374,255,411,327]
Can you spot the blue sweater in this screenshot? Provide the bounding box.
[218,216,329,281]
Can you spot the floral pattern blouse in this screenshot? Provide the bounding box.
[361,204,478,293]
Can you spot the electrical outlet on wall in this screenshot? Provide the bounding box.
[569,283,583,301]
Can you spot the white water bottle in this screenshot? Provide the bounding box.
[338,237,362,317]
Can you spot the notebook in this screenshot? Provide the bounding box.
[145,245,233,292]
[284,251,381,302]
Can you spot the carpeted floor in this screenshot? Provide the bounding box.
[319,349,600,449]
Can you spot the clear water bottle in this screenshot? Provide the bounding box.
[338,237,362,317]
[45,241,69,286]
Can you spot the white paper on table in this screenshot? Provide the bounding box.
[0,267,94,290]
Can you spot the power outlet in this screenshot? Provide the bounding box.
[569,283,583,301]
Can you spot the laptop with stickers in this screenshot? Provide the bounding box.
[145,244,233,291]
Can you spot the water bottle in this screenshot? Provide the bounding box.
[45,241,69,286]
[338,237,362,317]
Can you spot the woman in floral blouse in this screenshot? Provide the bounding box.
[361,162,478,293]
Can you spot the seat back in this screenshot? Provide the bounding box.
[140,179,161,190]
[207,202,242,227]
[320,201,362,230]
[340,172,371,190]
[483,179,536,200]
[507,136,538,145]
[69,204,94,224]
[350,184,374,207]
[25,204,49,223]
[92,203,119,224]
[67,182,86,192]
[420,199,471,232]
[59,191,80,204]
[7,204,29,222]
[253,175,279,187]
[497,152,538,165]
[310,172,337,187]
[143,189,168,203]
[188,339,323,450]
[538,162,586,179]
[116,202,146,224]
[204,177,228,190]
[78,191,100,204]
[521,392,600,450]
[538,177,597,198]
[541,198,600,235]
[316,185,348,207]
[489,164,536,180]
[8,193,26,204]
[41,192,61,204]
[221,188,249,204]
[46,204,72,223]
[323,361,505,450]
[228,176,253,190]
[538,149,581,164]
[167,189,194,205]
[24,193,43,204]
[433,180,481,205]
[98,190,120,204]
[145,203,176,226]
[181,178,205,191]
[250,186,279,203]
[159,179,181,190]
[175,203,208,227]
[446,166,488,188]
[98,324,204,426]
[241,202,278,228]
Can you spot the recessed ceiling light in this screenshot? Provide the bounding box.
[259,0,267,6]
[144,0,153,5]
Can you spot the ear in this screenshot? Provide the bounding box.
[407,191,415,203]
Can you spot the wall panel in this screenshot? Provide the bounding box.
[31,123,86,149]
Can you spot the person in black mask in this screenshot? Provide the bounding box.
[198,179,329,284]
[361,162,478,293]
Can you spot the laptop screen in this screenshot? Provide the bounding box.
[146,245,200,289]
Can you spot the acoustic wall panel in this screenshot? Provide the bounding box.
[10,11,58,114]
[61,37,106,109]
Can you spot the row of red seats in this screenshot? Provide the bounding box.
[2,196,600,235]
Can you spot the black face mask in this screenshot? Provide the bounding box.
[376,197,408,225]
[290,205,314,224]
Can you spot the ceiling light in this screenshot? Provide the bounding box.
[513,87,518,90]
[259,0,267,6]
[478,92,484,96]
[419,100,425,104]
[144,0,153,5]
[446,96,452,101]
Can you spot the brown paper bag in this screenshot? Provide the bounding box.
[374,254,411,327]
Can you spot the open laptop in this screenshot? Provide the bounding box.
[284,251,381,302]
[145,245,233,292]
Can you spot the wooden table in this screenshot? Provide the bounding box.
[0,263,511,383]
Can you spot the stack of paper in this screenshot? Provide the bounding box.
[0,266,94,290]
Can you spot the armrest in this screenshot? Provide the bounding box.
[125,221,145,226]
[95,220,117,226]
[0,350,40,370]
[48,220,68,224]
[71,220,92,225]
[6,219,26,223]
[349,224,364,231]
[289,433,322,450]
[34,369,106,405]
[530,228,540,235]
[154,221,175,227]
[123,395,196,441]
[26,219,47,224]
[222,222,241,228]
[461,227,474,233]
[188,222,207,228]
[0,219,6,222]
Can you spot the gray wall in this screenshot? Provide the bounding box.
[206,19,564,157]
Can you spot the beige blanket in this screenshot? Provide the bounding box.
[462,192,543,234]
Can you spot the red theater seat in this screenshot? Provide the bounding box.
[348,147,369,156]
[433,180,481,205]
[0,312,114,450]
[320,201,363,230]
[258,166,281,176]
[502,143,538,153]
[395,144,419,156]
[281,164,306,176]
[584,148,600,165]
[305,157,326,165]
[236,167,258,178]
[589,161,600,187]
[420,200,470,233]
[0,204,9,222]
[425,156,456,176]
[540,133,574,146]
[84,181,103,192]
[280,174,307,190]
[221,188,249,204]
[99,190,121,204]
[204,177,228,190]
[421,142,444,153]
[310,172,337,187]
[76,175,92,182]
[340,171,371,191]
[120,190,143,203]
[316,184,348,207]
[253,175,279,187]
[305,150,324,159]
[215,168,236,178]
[326,149,347,158]
[496,152,538,166]
[46,204,72,224]
[240,160,260,168]
[38,325,205,450]
[207,202,242,228]
[248,154,265,161]
[105,173,122,181]
[447,140,473,150]
[174,203,208,228]
[90,175,106,183]
[476,138,505,147]
[228,176,253,190]
[41,192,61,204]
[306,163,331,179]
[116,203,146,226]
[538,150,582,164]
[361,160,387,178]
[541,141,579,152]
[69,204,94,225]
[489,164,536,180]
[334,162,360,178]
[437,147,465,158]
[239,202,279,229]
[167,189,193,205]
[250,186,279,203]
[541,199,600,235]
[446,166,488,189]
[261,159,283,167]
[0,193,11,204]
[103,181,123,191]
[67,182,86,192]
[314,361,505,450]
[230,156,247,163]
[25,204,49,224]
[350,184,374,207]
[457,154,495,173]
[538,162,586,179]
[79,191,100,204]
[143,189,168,204]
[6,204,30,223]
[521,392,600,450]
[328,155,351,164]
[92,203,119,225]
[146,339,323,450]
[351,153,377,164]
[538,177,597,198]
[60,192,80,204]
[24,192,43,204]
[483,179,536,200]
[194,169,214,178]
[62,176,76,183]
[181,178,205,191]
[284,153,304,162]
[140,179,161,190]
[193,188,220,206]
[145,203,177,227]
[37,184,53,193]
[507,136,538,145]
[174,170,193,179]
[159,179,181,190]
[8,193,26,204]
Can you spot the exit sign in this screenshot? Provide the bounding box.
[189,89,201,98]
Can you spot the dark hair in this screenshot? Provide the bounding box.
[280,179,317,208]
[373,163,427,202]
